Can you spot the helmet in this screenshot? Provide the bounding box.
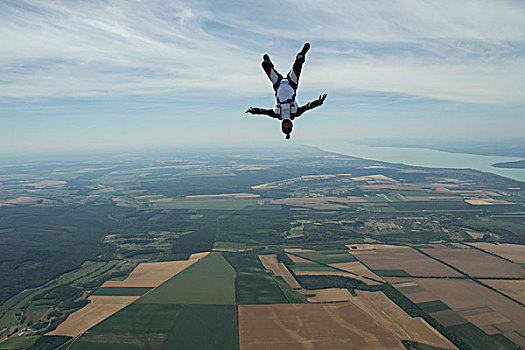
[281,119,293,136]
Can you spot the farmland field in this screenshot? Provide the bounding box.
[1,146,524,348]
[469,242,525,263]
[483,280,525,304]
[137,252,235,305]
[49,296,141,337]
[329,261,384,284]
[420,245,525,278]
[239,291,455,350]
[258,254,301,289]
[225,253,288,304]
[396,278,525,347]
[92,287,152,296]
[71,304,237,350]
[350,245,462,277]
[101,260,199,288]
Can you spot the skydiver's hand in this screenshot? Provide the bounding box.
[245,107,255,114]
[318,93,327,105]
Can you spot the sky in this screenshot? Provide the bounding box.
[1,0,524,154]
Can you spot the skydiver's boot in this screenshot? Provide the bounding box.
[285,134,290,139]
[299,42,310,56]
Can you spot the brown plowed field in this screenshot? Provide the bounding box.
[421,245,525,278]
[259,254,301,289]
[400,279,525,347]
[239,291,455,350]
[350,245,461,277]
[469,243,525,264]
[330,261,384,284]
[483,280,525,304]
[47,296,140,337]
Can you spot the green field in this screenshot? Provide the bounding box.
[417,300,450,313]
[224,253,288,304]
[289,262,341,272]
[71,304,237,350]
[0,336,38,350]
[71,253,237,349]
[373,269,412,277]
[289,250,357,264]
[274,277,308,303]
[448,323,518,350]
[138,252,236,305]
[92,287,152,296]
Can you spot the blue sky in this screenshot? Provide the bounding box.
[1,0,524,154]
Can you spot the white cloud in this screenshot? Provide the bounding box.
[0,0,524,103]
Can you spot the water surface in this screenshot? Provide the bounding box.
[313,142,525,183]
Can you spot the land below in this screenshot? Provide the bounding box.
[0,145,523,350]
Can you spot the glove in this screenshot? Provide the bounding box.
[318,93,327,105]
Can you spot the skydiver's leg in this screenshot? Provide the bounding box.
[287,43,310,89]
[261,54,283,92]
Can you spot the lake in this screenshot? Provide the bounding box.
[313,141,525,183]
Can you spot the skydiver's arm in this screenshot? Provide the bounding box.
[245,107,280,119]
[294,93,327,119]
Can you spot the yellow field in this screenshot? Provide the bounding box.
[47,296,140,337]
[464,198,513,205]
[102,252,208,288]
[258,255,301,289]
[286,253,312,263]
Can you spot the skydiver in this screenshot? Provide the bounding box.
[245,42,327,139]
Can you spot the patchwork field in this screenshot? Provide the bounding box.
[238,291,455,350]
[469,243,525,263]
[420,245,525,278]
[69,253,238,349]
[349,244,462,277]
[391,278,525,347]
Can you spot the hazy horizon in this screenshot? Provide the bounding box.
[1,1,525,153]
